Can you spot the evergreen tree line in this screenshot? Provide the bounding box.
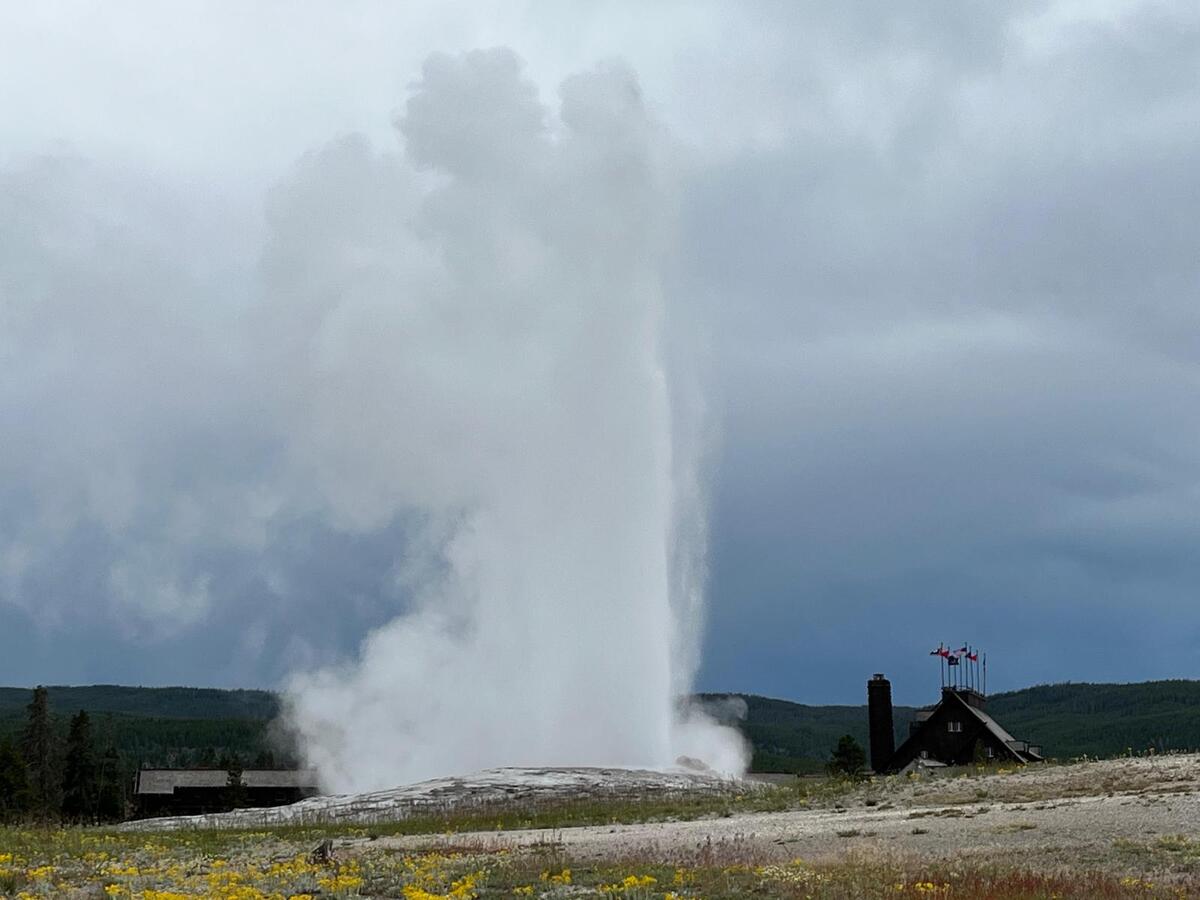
[0,687,126,823]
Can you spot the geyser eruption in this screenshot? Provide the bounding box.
[280,49,745,792]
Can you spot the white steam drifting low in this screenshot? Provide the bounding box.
[274,50,746,791]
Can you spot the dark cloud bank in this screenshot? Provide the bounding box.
[2,3,1199,708]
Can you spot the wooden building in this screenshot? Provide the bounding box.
[134,768,320,818]
[868,674,1043,774]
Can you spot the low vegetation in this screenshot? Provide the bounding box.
[1,825,1197,898]
[3,755,1199,897]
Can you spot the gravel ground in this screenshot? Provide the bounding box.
[367,754,1200,872]
[124,753,1200,875]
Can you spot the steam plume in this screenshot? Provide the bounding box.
[275,50,745,790]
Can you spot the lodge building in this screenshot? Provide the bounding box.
[133,768,321,818]
[868,674,1043,774]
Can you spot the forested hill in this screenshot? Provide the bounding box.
[701,679,1200,772]
[986,680,1200,760]
[3,680,1200,774]
[0,686,287,776]
[694,693,916,773]
[0,685,279,720]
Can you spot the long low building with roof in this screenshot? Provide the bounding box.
[134,768,321,817]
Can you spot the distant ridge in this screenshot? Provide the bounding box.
[0,686,285,777]
[0,685,279,720]
[986,680,1200,760]
[700,680,1200,771]
[3,680,1200,773]
[693,692,917,773]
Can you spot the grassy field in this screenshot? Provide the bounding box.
[1,821,1196,899]
[4,762,1200,899]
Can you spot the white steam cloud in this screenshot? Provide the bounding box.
[270,50,745,790]
[0,47,744,787]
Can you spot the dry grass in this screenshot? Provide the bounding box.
[5,756,1200,898]
[3,823,1200,899]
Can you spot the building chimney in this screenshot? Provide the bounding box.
[867,673,895,773]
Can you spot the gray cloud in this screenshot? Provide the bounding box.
[1,2,1198,714]
[685,2,1200,701]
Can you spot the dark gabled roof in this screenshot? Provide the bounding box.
[885,689,1042,771]
[135,769,319,795]
[943,692,1042,763]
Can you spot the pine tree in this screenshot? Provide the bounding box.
[0,736,30,822]
[62,710,98,822]
[95,746,126,822]
[972,738,988,766]
[252,748,277,769]
[827,734,866,778]
[20,686,61,819]
[224,755,247,811]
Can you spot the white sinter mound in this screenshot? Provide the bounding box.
[121,766,755,832]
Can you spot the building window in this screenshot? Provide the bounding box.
[947,721,962,733]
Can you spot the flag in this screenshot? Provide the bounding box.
[956,645,968,654]
[929,646,944,656]
[967,650,979,662]
[947,655,959,666]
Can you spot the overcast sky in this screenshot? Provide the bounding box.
[2,1,1198,706]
